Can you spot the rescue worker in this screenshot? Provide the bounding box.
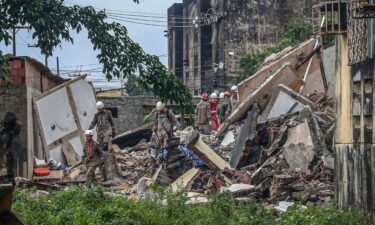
[82,130,103,184]
[216,93,225,123]
[209,93,220,130]
[89,101,115,152]
[219,91,232,121]
[195,93,211,134]
[230,85,240,111]
[152,102,180,159]
[0,112,22,185]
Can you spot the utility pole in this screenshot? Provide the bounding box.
[12,26,29,56]
[12,28,16,56]
[56,57,60,75]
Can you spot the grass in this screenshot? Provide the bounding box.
[12,186,372,225]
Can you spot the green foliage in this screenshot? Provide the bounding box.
[279,204,371,225]
[0,0,192,106]
[124,75,153,96]
[235,20,313,82]
[12,187,372,225]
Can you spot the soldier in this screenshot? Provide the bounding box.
[230,85,240,111]
[195,93,211,134]
[81,130,103,184]
[0,112,22,185]
[89,101,115,152]
[152,102,180,159]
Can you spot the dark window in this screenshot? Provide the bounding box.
[106,107,118,118]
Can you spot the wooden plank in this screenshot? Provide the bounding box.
[217,63,302,136]
[187,131,232,171]
[170,168,200,192]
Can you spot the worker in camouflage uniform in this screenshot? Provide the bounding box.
[217,91,231,123]
[195,93,211,134]
[89,101,115,152]
[0,112,22,185]
[152,102,180,159]
[82,130,104,184]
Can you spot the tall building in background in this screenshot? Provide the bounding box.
[168,0,318,95]
[167,3,184,80]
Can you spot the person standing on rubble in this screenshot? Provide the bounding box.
[0,112,24,185]
[195,93,211,134]
[209,93,220,131]
[82,130,104,184]
[152,102,180,158]
[216,93,225,123]
[230,85,240,111]
[221,91,232,120]
[89,101,115,152]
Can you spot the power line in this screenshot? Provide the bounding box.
[107,13,193,24]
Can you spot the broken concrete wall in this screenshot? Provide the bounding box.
[237,39,317,102]
[34,76,97,165]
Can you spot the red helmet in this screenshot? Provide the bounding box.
[224,91,231,97]
[201,93,209,99]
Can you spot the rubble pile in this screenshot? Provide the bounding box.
[170,96,335,207]
[26,37,336,209]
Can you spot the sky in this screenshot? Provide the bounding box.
[1,0,181,90]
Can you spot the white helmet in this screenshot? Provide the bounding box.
[96,101,104,109]
[84,130,94,136]
[231,85,238,93]
[156,101,165,111]
[219,93,224,99]
[211,93,217,99]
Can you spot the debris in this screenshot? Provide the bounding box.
[69,168,81,180]
[171,168,200,192]
[187,131,232,171]
[221,183,255,194]
[230,104,260,168]
[34,170,64,181]
[221,130,235,147]
[218,62,302,136]
[274,201,295,213]
[282,121,315,172]
[112,122,154,149]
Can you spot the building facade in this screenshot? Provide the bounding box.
[168,0,318,94]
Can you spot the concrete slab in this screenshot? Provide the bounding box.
[187,131,232,171]
[171,168,200,192]
[226,183,255,194]
[283,121,315,172]
[218,63,302,136]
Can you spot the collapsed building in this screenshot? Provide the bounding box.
[20,36,336,211]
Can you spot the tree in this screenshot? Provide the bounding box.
[124,75,153,96]
[0,0,192,106]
